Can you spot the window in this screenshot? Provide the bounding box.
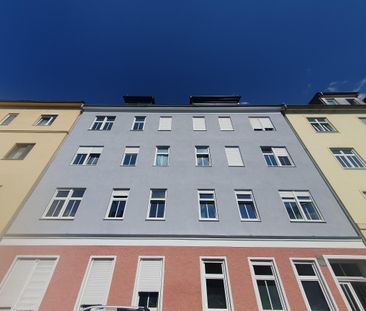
[249,117,274,131]
[134,258,164,311]
[331,148,365,168]
[201,259,232,310]
[292,260,334,311]
[155,146,169,167]
[261,147,293,167]
[0,257,57,311]
[122,147,139,166]
[0,113,18,125]
[35,114,57,126]
[235,190,259,221]
[147,189,166,219]
[196,146,211,166]
[346,98,361,105]
[279,191,322,221]
[250,260,288,310]
[308,118,336,132]
[43,188,85,219]
[225,146,244,166]
[132,116,146,131]
[218,117,233,131]
[158,116,172,131]
[76,257,115,311]
[359,118,366,125]
[193,116,206,131]
[329,258,366,310]
[324,98,339,105]
[4,143,35,160]
[105,189,129,219]
[198,190,218,220]
[72,146,103,166]
[90,116,115,131]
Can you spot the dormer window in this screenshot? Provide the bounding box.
[323,97,362,105]
[345,98,361,105]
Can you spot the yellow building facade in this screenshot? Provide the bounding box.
[285,92,366,238]
[0,101,81,236]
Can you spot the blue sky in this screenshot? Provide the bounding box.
[0,0,365,105]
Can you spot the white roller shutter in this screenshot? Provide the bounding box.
[0,258,56,310]
[272,147,289,157]
[225,147,244,166]
[79,258,115,307]
[125,147,140,154]
[279,191,295,199]
[78,146,103,154]
[16,259,56,310]
[192,117,206,131]
[249,118,262,130]
[260,117,273,130]
[218,117,233,130]
[158,117,172,131]
[137,259,163,292]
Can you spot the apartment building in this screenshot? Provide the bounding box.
[0,96,365,311]
[285,92,366,239]
[0,100,82,236]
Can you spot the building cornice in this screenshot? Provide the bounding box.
[84,104,284,113]
[284,104,366,114]
[0,100,83,110]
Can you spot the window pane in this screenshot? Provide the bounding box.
[257,280,272,309]
[340,284,362,311]
[352,282,366,309]
[45,200,64,217]
[72,189,85,197]
[295,264,315,276]
[205,263,223,274]
[302,281,331,311]
[200,193,214,199]
[284,202,303,220]
[254,265,273,276]
[267,280,283,310]
[300,202,321,220]
[206,279,227,309]
[151,190,166,199]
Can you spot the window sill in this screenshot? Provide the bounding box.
[145,218,166,221]
[342,167,366,170]
[196,165,212,167]
[120,165,136,167]
[240,219,261,222]
[289,220,325,223]
[104,218,124,221]
[267,165,296,168]
[40,217,75,221]
[199,219,219,222]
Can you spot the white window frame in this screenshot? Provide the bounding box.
[104,189,129,220]
[235,190,260,221]
[0,255,59,311]
[225,146,244,167]
[324,98,339,105]
[331,148,366,169]
[131,256,165,311]
[42,188,85,219]
[73,256,116,311]
[195,146,211,167]
[121,146,140,167]
[0,113,18,125]
[193,116,206,131]
[89,115,116,131]
[154,146,170,167]
[71,146,103,166]
[158,116,172,131]
[131,116,146,131]
[4,143,35,160]
[249,117,275,131]
[279,191,323,222]
[248,258,289,311]
[218,116,234,131]
[35,114,57,126]
[323,255,366,311]
[290,258,336,311]
[261,147,294,167]
[198,190,218,221]
[307,117,336,132]
[146,189,167,220]
[200,257,233,311]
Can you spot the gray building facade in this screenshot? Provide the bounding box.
[5,102,359,239]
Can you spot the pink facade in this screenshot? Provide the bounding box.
[1,244,366,310]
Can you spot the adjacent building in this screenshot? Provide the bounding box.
[0,101,82,236]
[285,92,366,238]
[1,96,366,311]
